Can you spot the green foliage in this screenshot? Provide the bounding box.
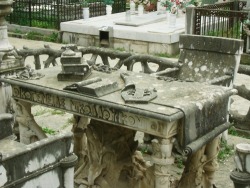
[81,0,89,7]
[46,32,59,42]
[140,145,149,154]
[7,10,57,29]
[14,29,23,34]
[51,110,66,115]
[228,126,238,136]
[205,21,242,39]
[115,47,126,51]
[103,0,114,5]
[25,31,59,43]
[217,140,234,163]
[155,52,180,59]
[67,117,75,124]
[31,20,54,29]
[25,31,42,40]
[34,107,50,116]
[161,0,197,13]
[42,127,56,135]
[228,126,250,139]
[175,157,184,169]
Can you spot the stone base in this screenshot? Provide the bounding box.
[0,58,25,75]
[57,71,91,81]
[60,12,184,56]
[0,25,13,52]
[62,32,180,56]
[230,170,250,187]
[152,156,175,165]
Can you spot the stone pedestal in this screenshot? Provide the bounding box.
[230,143,250,188]
[0,25,13,51]
[151,138,176,188]
[0,0,24,75]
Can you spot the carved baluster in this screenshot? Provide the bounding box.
[14,100,47,144]
[203,136,220,187]
[151,137,175,188]
[71,115,89,172]
[178,136,220,188]
[178,146,207,188]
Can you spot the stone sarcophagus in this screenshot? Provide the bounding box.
[0,65,237,188]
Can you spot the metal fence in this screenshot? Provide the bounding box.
[194,1,248,39]
[6,0,126,30]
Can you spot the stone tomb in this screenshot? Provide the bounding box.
[1,65,236,188]
[60,12,185,55]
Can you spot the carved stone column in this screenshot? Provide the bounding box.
[178,136,220,188]
[0,0,13,51]
[0,0,24,74]
[151,137,175,188]
[71,115,89,171]
[14,100,47,144]
[203,136,220,187]
[142,120,179,188]
[0,82,12,114]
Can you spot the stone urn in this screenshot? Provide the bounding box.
[230,143,250,188]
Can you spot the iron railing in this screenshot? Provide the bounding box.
[6,0,126,30]
[194,1,248,39]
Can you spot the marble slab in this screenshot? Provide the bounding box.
[114,12,167,26]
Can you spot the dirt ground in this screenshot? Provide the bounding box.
[10,37,250,187]
[214,135,250,188]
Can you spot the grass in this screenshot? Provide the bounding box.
[217,126,249,163]
[217,140,234,163]
[175,157,184,169]
[115,47,126,51]
[11,30,58,42]
[67,117,75,124]
[228,126,238,136]
[14,29,23,34]
[25,31,59,43]
[155,52,180,59]
[33,107,50,116]
[206,22,242,39]
[42,127,56,135]
[140,145,150,154]
[33,107,66,116]
[228,126,250,139]
[51,110,66,115]
[31,20,55,29]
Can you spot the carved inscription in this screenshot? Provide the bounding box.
[70,99,138,126]
[12,85,176,137]
[13,86,65,109]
